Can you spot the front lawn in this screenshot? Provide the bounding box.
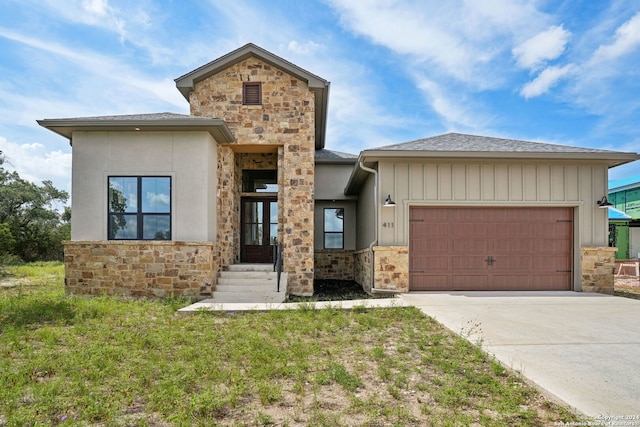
[0,263,582,426]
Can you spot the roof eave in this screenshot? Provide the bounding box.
[359,150,640,167]
[37,118,235,143]
[344,150,640,195]
[315,156,357,165]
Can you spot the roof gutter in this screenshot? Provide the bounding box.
[359,150,640,168]
[357,161,379,293]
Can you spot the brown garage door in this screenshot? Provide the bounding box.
[409,207,573,291]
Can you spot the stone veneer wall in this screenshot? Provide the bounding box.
[217,146,240,268]
[314,250,355,280]
[63,241,217,298]
[354,249,371,292]
[190,57,316,295]
[354,246,409,293]
[581,246,617,294]
[373,246,409,292]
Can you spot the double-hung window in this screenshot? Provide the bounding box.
[108,176,171,240]
[323,208,344,249]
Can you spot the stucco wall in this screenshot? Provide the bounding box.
[70,131,218,242]
[356,173,376,250]
[315,163,357,200]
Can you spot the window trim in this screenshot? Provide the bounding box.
[323,207,344,249]
[242,82,262,105]
[107,176,172,241]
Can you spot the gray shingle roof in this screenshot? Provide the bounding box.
[37,112,234,143]
[42,112,219,122]
[369,133,621,154]
[315,149,358,162]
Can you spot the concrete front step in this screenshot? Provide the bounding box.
[227,263,274,272]
[212,264,287,304]
[216,283,282,291]
[211,291,286,303]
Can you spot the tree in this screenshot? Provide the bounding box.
[0,151,70,262]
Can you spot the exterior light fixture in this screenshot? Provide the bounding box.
[596,196,613,208]
[384,194,396,207]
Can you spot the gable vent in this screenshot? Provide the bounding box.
[243,82,262,105]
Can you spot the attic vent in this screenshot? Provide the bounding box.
[243,82,262,105]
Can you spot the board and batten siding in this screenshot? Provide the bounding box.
[378,161,609,248]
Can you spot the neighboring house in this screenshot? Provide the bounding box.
[38,43,640,298]
[608,175,640,260]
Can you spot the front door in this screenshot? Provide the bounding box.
[241,198,278,263]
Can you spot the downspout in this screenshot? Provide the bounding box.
[358,161,378,292]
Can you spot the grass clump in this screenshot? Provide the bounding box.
[0,262,584,426]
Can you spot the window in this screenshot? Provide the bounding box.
[108,177,171,240]
[243,82,262,105]
[324,208,344,249]
[242,170,278,193]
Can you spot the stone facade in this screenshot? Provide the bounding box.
[354,248,371,291]
[189,57,316,295]
[354,246,409,293]
[373,246,409,292]
[581,246,618,294]
[64,241,217,298]
[314,250,355,280]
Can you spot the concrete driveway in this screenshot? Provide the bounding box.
[400,291,640,418]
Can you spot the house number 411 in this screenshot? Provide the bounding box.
[383,222,394,228]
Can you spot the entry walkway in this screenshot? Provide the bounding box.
[401,291,640,418]
[179,291,640,418]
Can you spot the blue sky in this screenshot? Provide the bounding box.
[1,0,640,195]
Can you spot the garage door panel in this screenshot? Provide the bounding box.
[411,223,451,237]
[532,255,571,270]
[451,275,488,289]
[533,238,572,253]
[453,223,490,236]
[491,275,531,288]
[409,275,450,291]
[411,256,449,270]
[497,224,532,237]
[493,239,533,252]
[492,256,532,270]
[452,256,487,270]
[411,239,449,253]
[409,207,573,291]
[453,239,489,252]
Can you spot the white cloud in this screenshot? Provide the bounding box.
[82,0,109,16]
[0,137,71,193]
[0,29,186,111]
[520,64,575,99]
[325,0,552,85]
[416,77,492,131]
[512,25,571,70]
[592,12,640,63]
[286,40,323,55]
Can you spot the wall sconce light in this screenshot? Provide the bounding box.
[596,196,613,208]
[384,194,396,207]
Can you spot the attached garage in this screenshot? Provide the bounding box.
[345,133,640,294]
[409,206,573,291]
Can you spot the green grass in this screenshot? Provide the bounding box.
[0,262,584,426]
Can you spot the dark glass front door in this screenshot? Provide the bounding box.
[241,198,278,263]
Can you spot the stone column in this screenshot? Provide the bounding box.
[581,246,618,294]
